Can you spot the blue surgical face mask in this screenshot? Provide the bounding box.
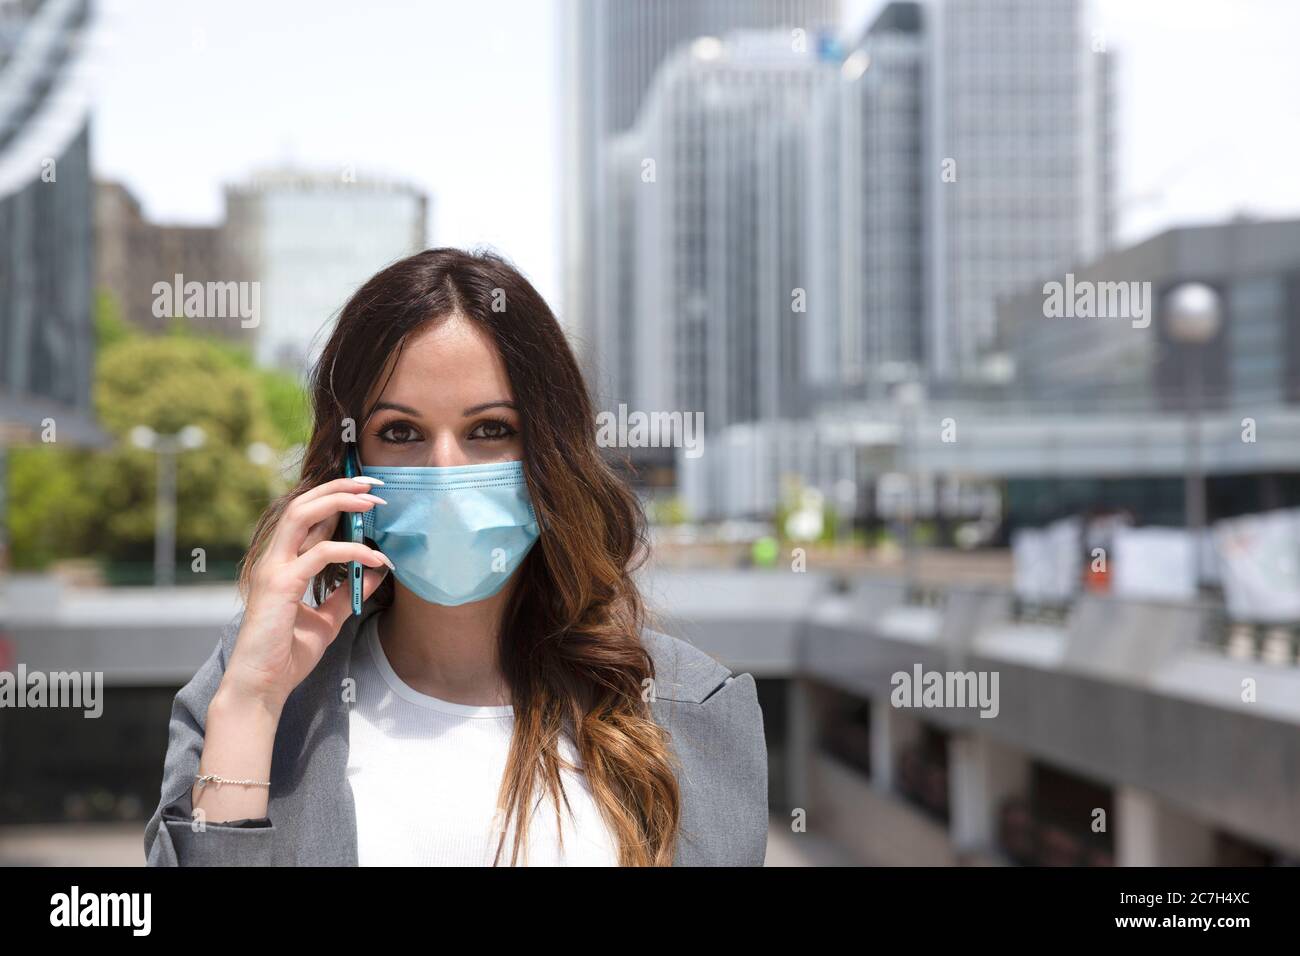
[360,459,540,607]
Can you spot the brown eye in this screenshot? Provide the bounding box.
[469,419,517,441]
[378,422,420,444]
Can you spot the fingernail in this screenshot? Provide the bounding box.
[354,476,384,486]
[375,551,395,570]
[359,494,387,505]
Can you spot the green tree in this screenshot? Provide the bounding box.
[192,328,312,448]
[8,314,300,575]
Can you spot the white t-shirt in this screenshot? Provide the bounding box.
[345,614,621,866]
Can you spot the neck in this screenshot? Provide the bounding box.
[378,579,516,707]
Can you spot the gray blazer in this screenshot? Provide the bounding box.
[143,600,769,866]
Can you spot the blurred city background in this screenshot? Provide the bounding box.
[3,0,1300,866]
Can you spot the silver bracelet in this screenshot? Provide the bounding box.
[195,772,271,789]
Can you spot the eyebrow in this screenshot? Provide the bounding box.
[462,400,517,416]
[365,399,517,420]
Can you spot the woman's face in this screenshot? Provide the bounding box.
[359,313,523,468]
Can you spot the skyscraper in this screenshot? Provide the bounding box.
[0,0,97,434]
[805,1,925,400]
[616,31,839,433]
[224,170,428,373]
[925,0,1113,379]
[560,0,840,386]
[0,0,102,568]
[671,0,1115,521]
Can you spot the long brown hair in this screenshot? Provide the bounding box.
[239,248,680,865]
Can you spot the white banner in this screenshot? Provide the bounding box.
[1111,526,1197,601]
[1212,508,1300,622]
[1012,517,1081,603]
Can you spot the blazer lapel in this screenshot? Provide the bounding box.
[275,601,381,866]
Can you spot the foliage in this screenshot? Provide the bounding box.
[7,299,306,573]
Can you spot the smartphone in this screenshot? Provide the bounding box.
[342,444,364,616]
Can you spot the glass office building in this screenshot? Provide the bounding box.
[224,171,428,374]
[0,0,102,566]
[926,0,1113,379]
[561,0,840,400]
[0,0,97,435]
[806,2,925,399]
[611,32,839,433]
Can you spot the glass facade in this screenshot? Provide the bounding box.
[565,0,840,412]
[625,34,837,432]
[927,0,1112,378]
[806,2,924,397]
[1228,275,1286,405]
[224,175,427,374]
[0,0,96,432]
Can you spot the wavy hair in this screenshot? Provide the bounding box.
[239,248,680,865]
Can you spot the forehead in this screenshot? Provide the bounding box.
[367,314,513,408]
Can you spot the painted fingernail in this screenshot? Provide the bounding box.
[375,551,395,570]
[353,476,384,486]
[359,494,387,505]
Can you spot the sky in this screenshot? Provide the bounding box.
[91,0,1300,318]
[92,0,560,300]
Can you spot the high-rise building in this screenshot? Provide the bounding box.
[0,0,102,568]
[560,0,840,383]
[805,1,925,400]
[609,32,840,434]
[808,0,1112,393]
[675,0,1116,520]
[925,0,1113,379]
[0,0,98,436]
[224,170,428,373]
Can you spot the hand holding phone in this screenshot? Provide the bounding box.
[342,444,367,616]
[222,473,390,712]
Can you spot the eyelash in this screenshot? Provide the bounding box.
[375,418,518,444]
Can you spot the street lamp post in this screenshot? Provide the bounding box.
[895,381,926,595]
[1164,282,1223,539]
[131,425,206,587]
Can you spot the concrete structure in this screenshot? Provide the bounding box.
[996,218,1300,412]
[684,389,1300,525]
[682,217,1300,526]
[224,169,427,373]
[798,580,1300,864]
[94,180,242,338]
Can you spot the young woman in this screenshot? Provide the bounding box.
[143,248,768,866]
